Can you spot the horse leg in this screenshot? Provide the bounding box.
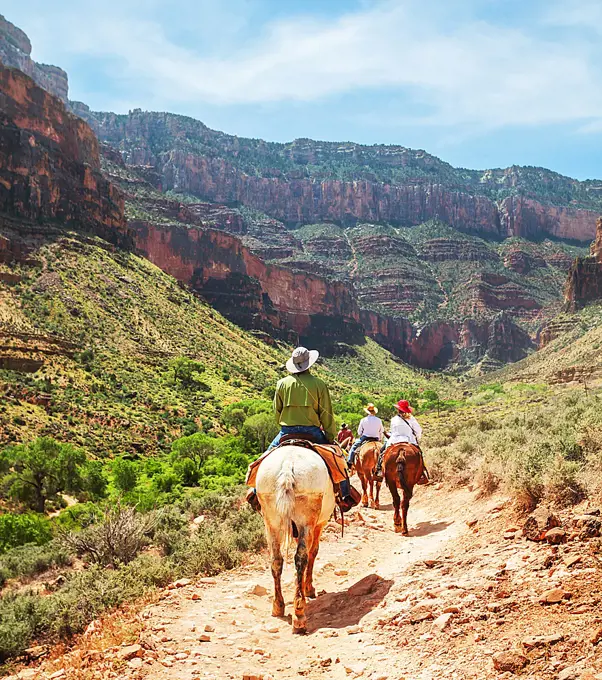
[374,480,381,510]
[266,524,285,617]
[359,470,369,507]
[293,526,309,633]
[368,472,375,509]
[387,478,403,533]
[401,485,414,536]
[305,523,323,599]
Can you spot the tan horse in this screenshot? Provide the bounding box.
[255,445,335,634]
[382,443,424,534]
[355,440,382,509]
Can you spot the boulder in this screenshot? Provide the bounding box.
[492,651,528,673]
[572,516,601,539]
[347,574,382,597]
[523,509,561,541]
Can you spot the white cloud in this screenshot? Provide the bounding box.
[7,0,602,133]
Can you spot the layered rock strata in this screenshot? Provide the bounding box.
[565,217,602,310]
[77,110,599,241]
[0,65,127,247]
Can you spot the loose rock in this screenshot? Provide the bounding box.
[492,651,528,673]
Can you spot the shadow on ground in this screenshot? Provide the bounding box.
[407,520,453,537]
[305,574,393,633]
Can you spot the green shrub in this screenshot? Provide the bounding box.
[0,513,52,554]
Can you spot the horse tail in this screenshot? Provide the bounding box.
[397,454,413,500]
[275,458,296,549]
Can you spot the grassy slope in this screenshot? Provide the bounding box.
[0,230,434,455]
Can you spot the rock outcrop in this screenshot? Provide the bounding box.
[565,216,602,310]
[0,14,68,102]
[0,64,127,246]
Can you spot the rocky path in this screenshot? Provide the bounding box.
[16,484,602,680]
[137,484,479,680]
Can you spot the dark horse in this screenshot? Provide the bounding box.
[382,443,425,535]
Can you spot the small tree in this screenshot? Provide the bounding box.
[170,432,217,479]
[112,458,139,493]
[1,437,86,513]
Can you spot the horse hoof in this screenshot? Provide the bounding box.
[394,524,403,533]
[402,530,409,536]
[375,502,380,510]
[293,626,307,635]
[305,587,316,599]
[272,602,285,617]
[369,501,376,509]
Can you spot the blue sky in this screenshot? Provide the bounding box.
[6,0,602,179]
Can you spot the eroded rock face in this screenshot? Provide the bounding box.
[130,221,364,348]
[77,110,599,242]
[565,216,602,310]
[0,15,68,102]
[0,65,127,244]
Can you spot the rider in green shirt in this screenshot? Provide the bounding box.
[269,351,337,448]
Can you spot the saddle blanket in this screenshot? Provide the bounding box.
[246,441,349,487]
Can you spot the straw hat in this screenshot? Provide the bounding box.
[286,346,320,374]
[364,403,378,415]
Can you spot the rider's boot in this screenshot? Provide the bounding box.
[373,451,385,482]
[246,488,261,512]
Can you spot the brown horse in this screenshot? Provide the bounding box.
[355,440,382,509]
[382,443,424,534]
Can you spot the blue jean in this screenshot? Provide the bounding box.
[347,435,372,465]
[268,425,328,451]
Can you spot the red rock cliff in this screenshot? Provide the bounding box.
[0,64,127,244]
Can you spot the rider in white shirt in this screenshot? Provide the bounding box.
[347,403,383,466]
[374,399,423,481]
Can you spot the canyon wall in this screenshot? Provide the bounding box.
[0,15,68,102]
[0,64,128,246]
[79,110,598,242]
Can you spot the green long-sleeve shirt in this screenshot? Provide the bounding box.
[273,371,337,443]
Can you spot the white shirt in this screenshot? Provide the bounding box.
[388,415,422,446]
[357,414,384,439]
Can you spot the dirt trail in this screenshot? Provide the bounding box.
[144,484,484,680]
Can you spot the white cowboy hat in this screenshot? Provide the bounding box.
[364,403,378,415]
[286,346,320,374]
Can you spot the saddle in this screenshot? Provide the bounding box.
[246,439,349,487]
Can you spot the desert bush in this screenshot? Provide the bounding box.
[0,541,72,587]
[0,488,264,663]
[60,503,157,566]
[0,513,52,554]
